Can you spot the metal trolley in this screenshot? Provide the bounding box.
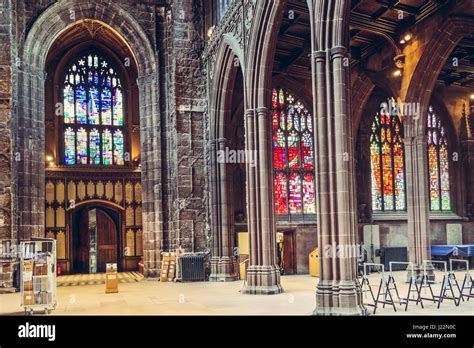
[20,238,57,315]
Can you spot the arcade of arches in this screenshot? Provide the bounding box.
[0,0,473,315]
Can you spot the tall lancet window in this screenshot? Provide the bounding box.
[63,52,125,166]
[370,98,406,211]
[272,88,316,217]
[427,106,451,211]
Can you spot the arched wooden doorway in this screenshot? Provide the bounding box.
[72,205,120,274]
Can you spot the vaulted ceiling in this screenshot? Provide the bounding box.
[273,0,474,89]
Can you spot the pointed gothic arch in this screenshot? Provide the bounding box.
[13,0,162,276]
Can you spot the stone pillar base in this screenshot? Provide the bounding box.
[209,256,237,282]
[314,280,367,316]
[242,265,283,295]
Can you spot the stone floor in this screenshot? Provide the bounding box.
[0,274,472,316]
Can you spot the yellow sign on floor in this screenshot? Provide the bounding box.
[105,263,118,293]
[105,272,119,293]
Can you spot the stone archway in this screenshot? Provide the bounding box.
[403,17,474,136]
[240,0,287,295]
[401,17,474,267]
[208,38,245,282]
[13,0,163,277]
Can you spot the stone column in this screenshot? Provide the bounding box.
[210,138,237,281]
[242,108,282,295]
[310,46,366,315]
[13,66,46,241]
[461,102,474,219]
[0,0,14,288]
[138,72,164,278]
[462,139,474,219]
[404,135,431,267]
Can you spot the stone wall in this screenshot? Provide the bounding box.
[162,0,209,254]
[0,0,12,241]
[0,0,13,287]
[0,0,210,282]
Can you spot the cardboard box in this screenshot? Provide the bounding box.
[33,263,48,276]
[23,260,33,272]
[24,280,33,291]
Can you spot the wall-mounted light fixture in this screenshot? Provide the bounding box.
[393,69,402,77]
[400,33,412,45]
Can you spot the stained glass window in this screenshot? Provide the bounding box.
[370,98,406,211]
[62,52,125,165]
[426,106,451,211]
[272,88,316,216]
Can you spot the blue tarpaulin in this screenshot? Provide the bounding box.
[431,245,474,257]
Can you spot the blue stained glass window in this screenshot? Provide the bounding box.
[88,87,100,125]
[76,128,88,165]
[101,88,113,125]
[76,86,87,124]
[114,130,124,165]
[113,89,123,126]
[64,128,75,165]
[64,85,75,124]
[102,129,113,165]
[90,129,101,165]
[63,51,125,165]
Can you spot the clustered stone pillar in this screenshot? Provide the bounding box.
[138,72,164,278]
[308,0,365,315]
[209,138,237,282]
[242,107,282,295]
[13,66,46,241]
[311,48,365,315]
[461,103,474,219]
[404,133,431,270]
[0,0,14,287]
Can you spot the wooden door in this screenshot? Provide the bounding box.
[96,209,117,273]
[283,232,296,275]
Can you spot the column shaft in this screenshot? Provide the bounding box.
[242,108,282,295]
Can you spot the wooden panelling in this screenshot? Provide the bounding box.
[135,206,142,226]
[105,181,113,200]
[46,207,55,228]
[96,181,104,198]
[56,182,65,202]
[87,181,95,198]
[78,181,86,200]
[126,229,135,256]
[46,182,55,204]
[56,207,65,227]
[45,173,143,273]
[135,183,142,202]
[126,207,134,226]
[125,183,133,203]
[115,182,123,203]
[57,231,66,260]
[68,181,76,201]
[136,230,143,256]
